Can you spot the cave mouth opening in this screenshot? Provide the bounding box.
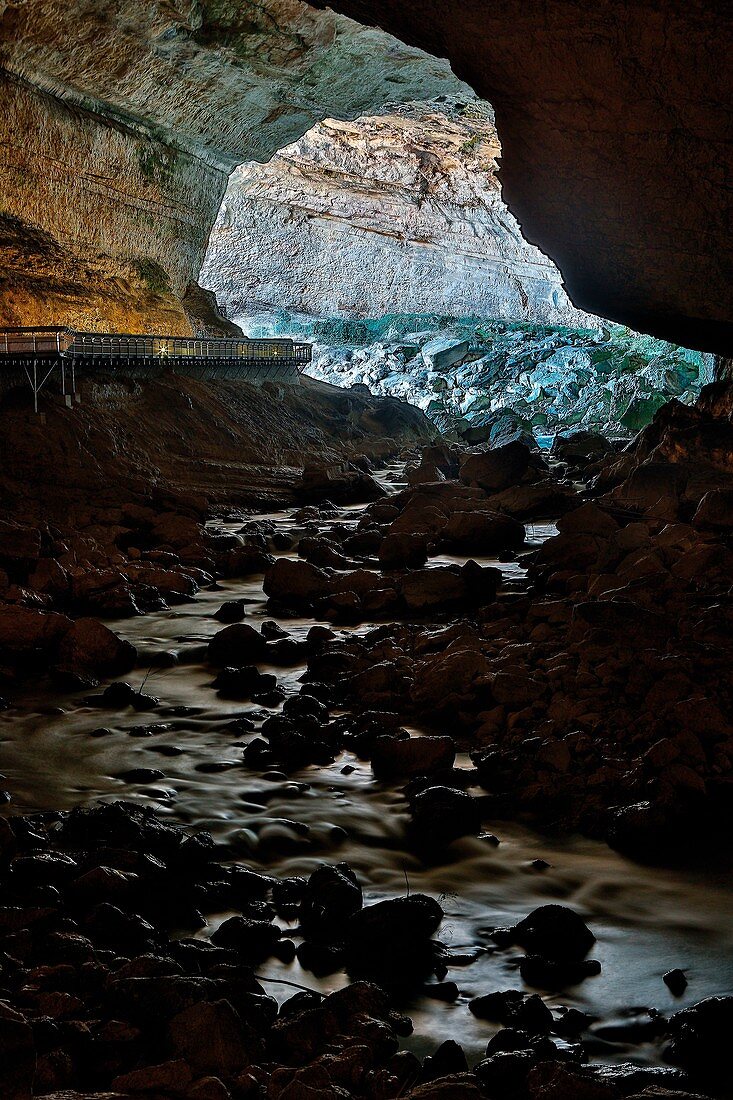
[201,94,713,450]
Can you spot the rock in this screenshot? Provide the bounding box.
[666,995,733,1088]
[371,735,455,779]
[509,905,595,962]
[0,603,71,660]
[0,521,42,562]
[441,509,525,553]
[207,623,268,666]
[54,617,137,682]
[209,916,281,961]
[346,894,444,984]
[422,337,470,372]
[406,1074,482,1098]
[299,863,363,942]
[519,953,601,989]
[214,599,248,622]
[0,1003,35,1100]
[169,999,256,1073]
[400,568,467,610]
[692,488,733,529]
[663,968,688,996]
[213,665,275,699]
[410,786,482,846]
[469,990,553,1034]
[552,430,612,464]
[459,441,531,492]
[379,531,429,569]
[263,558,329,607]
[112,1059,193,1093]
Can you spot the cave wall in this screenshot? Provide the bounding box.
[309,0,733,354]
[0,0,462,332]
[1,73,227,333]
[202,98,590,329]
[1,0,730,348]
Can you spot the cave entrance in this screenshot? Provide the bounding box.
[200,96,714,450]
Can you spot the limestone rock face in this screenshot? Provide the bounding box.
[0,0,461,332]
[201,99,588,328]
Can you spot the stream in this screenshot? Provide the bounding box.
[1,464,732,1067]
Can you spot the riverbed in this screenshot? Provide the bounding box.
[1,464,731,1067]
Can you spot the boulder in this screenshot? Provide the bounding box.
[0,520,41,562]
[263,558,329,607]
[0,603,71,660]
[371,735,455,779]
[169,999,256,1074]
[207,623,268,666]
[400,568,467,611]
[459,441,531,492]
[54,618,137,681]
[422,337,470,373]
[509,905,595,962]
[441,510,525,553]
[378,532,429,569]
[692,488,733,529]
[410,786,482,846]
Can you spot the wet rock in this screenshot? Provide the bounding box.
[469,990,553,1034]
[207,623,268,666]
[112,1059,193,1094]
[379,531,429,569]
[509,905,595,962]
[400,568,468,611]
[666,995,733,1089]
[346,894,444,986]
[664,968,688,996]
[209,916,281,961]
[405,1076,483,1099]
[441,509,525,553]
[692,488,733,529]
[520,953,601,989]
[299,863,363,942]
[263,557,329,608]
[213,665,275,700]
[0,603,70,662]
[54,617,137,684]
[552,430,612,464]
[214,599,247,622]
[409,786,482,846]
[371,735,455,779]
[459,441,531,492]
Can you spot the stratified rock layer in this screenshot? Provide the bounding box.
[0,0,461,331]
[202,99,588,328]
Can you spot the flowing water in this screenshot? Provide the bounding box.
[1,464,732,1066]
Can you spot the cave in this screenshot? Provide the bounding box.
[0,3,732,1100]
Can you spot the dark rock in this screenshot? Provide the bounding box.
[209,916,281,961]
[168,998,258,1074]
[371,735,455,779]
[519,953,601,990]
[207,623,268,666]
[214,599,247,622]
[664,968,688,996]
[469,990,553,1034]
[459,441,531,491]
[299,863,363,942]
[666,995,733,1088]
[510,904,595,962]
[0,1002,35,1100]
[410,786,482,846]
